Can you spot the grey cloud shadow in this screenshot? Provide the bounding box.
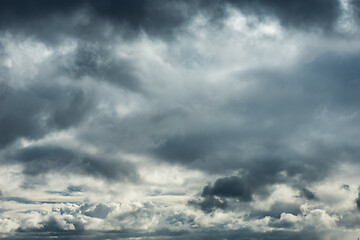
[61,44,141,91]
[152,51,360,191]
[5,145,138,182]
[0,82,93,149]
[0,0,345,47]
[83,203,113,219]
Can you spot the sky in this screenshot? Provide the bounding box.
[1,0,360,239]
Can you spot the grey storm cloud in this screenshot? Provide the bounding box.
[299,188,317,201]
[0,0,346,45]
[151,51,360,201]
[61,44,141,90]
[16,215,86,234]
[190,171,314,213]
[268,217,295,229]
[229,0,341,30]
[356,191,360,211]
[4,145,138,181]
[1,1,360,240]
[0,0,193,43]
[0,82,93,148]
[337,210,360,229]
[153,51,360,165]
[188,195,228,214]
[248,202,301,220]
[201,176,253,201]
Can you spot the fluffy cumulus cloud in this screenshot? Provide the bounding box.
[1,0,360,239]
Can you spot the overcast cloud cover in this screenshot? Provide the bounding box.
[1,0,360,239]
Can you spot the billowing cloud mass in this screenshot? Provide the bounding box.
[1,0,360,239]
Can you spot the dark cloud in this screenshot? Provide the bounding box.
[299,188,317,201]
[301,52,360,109]
[153,133,215,164]
[62,45,140,90]
[336,211,360,229]
[0,195,81,205]
[0,0,193,43]
[188,157,325,213]
[36,217,65,232]
[67,185,83,193]
[247,202,301,220]
[1,1,360,239]
[1,196,37,204]
[268,218,295,229]
[115,208,153,226]
[202,176,252,201]
[5,145,138,181]
[0,0,344,46]
[150,51,360,199]
[165,212,196,227]
[230,0,341,31]
[17,215,85,234]
[189,176,252,213]
[0,83,93,148]
[191,173,306,214]
[46,191,73,197]
[188,195,228,214]
[84,203,113,219]
[46,185,83,196]
[352,0,360,22]
[341,184,350,191]
[356,191,360,211]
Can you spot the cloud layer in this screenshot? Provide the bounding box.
[1,0,360,239]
